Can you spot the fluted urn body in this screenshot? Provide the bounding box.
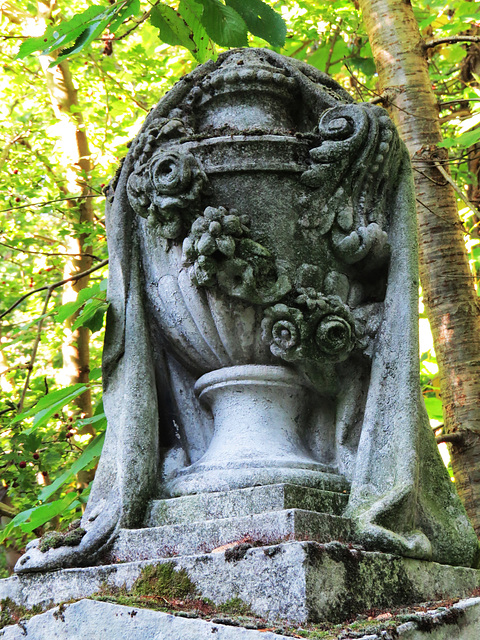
[126,49,398,496]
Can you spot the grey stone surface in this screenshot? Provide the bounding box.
[14,48,478,576]
[113,509,353,561]
[355,598,480,640]
[0,599,291,640]
[146,483,349,526]
[3,542,480,624]
[3,597,480,640]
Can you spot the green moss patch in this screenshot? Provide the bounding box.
[131,563,197,600]
[39,520,86,552]
[0,598,43,630]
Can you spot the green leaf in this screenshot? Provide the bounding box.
[77,412,107,428]
[424,396,444,422]
[350,56,377,77]
[109,0,141,32]
[439,128,480,149]
[38,432,105,502]
[150,4,196,50]
[16,1,140,66]
[72,300,109,332]
[196,0,248,47]
[12,384,88,431]
[179,0,211,62]
[225,0,286,47]
[82,307,108,333]
[20,494,80,533]
[55,283,105,323]
[16,5,105,59]
[0,508,35,545]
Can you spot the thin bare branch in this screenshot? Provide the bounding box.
[17,289,52,413]
[0,241,102,262]
[1,194,103,214]
[0,259,109,320]
[325,20,343,74]
[433,161,480,219]
[425,35,480,49]
[436,432,465,445]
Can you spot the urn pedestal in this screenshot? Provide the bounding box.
[167,365,344,496]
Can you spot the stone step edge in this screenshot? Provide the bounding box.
[146,482,350,526]
[111,509,355,562]
[4,540,480,624]
[140,506,352,532]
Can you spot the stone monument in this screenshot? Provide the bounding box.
[4,49,480,629]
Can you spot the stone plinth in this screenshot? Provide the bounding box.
[3,541,480,625]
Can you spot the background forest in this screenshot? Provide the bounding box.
[0,0,479,575]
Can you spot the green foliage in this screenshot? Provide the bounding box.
[218,596,253,616]
[17,0,286,65]
[17,1,141,66]
[0,598,43,630]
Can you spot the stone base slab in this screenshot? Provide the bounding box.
[2,541,480,624]
[0,598,291,640]
[2,597,480,640]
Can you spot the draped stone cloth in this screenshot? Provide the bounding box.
[15,50,478,573]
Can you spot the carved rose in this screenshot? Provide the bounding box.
[262,289,360,365]
[315,314,353,355]
[261,305,305,361]
[127,149,209,239]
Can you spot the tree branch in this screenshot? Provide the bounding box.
[436,432,465,445]
[0,241,102,262]
[0,502,17,518]
[0,194,103,214]
[425,35,480,50]
[0,259,109,320]
[17,289,52,413]
[433,160,480,219]
[325,20,343,74]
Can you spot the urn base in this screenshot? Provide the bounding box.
[166,365,347,496]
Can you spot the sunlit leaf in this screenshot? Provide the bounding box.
[225,0,286,47]
[38,432,105,502]
[196,0,248,47]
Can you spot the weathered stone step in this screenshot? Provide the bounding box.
[146,483,349,527]
[4,542,480,625]
[112,509,353,562]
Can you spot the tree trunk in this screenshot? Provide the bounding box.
[359,0,480,535]
[36,0,94,419]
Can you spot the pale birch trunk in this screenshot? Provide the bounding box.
[359,0,480,535]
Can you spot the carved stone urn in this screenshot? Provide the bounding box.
[125,49,397,497]
[14,49,480,575]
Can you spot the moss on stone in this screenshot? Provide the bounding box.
[38,525,86,552]
[131,563,198,600]
[218,597,253,616]
[0,598,43,630]
[39,531,65,553]
[64,527,86,546]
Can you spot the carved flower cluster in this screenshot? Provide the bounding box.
[130,118,192,165]
[182,206,250,286]
[262,289,360,364]
[183,206,291,305]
